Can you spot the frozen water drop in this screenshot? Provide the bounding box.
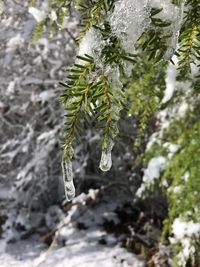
[99,150,112,172]
[61,159,75,201]
[99,139,114,172]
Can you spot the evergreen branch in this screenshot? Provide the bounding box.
[77,0,117,42]
[177,1,200,75]
[76,0,104,41]
[94,74,125,149]
[137,7,173,63]
[60,55,96,158]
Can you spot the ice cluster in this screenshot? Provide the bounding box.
[110,0,185,57]
[110,0,150,53]
[77,0,185,80]
[61,159,75,201]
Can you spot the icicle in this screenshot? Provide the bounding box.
[99,150,112,172]
[99,140,114,172]
[61,158,75,201]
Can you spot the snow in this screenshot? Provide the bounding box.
[143,156,166,183]
[78,28,105,66]
[28,7,47,23]
[35,38,50,58]
[7,81,16,95]
[0,191,145,267]
[182,172,190,182]
[172,218,188,240]
[163,142,180,159]
[50,10,57,22]
[177,237,195,267]
[33,240,143,267]
[172,218,200,241]
[146,132,160,150]
[178,102,188,118]
[136,156,166,197]
[135,184,146,198]
[30,89,56,104]
[168,144,180,154]
[171,218,200,266]
[6,34,24,52]
[162,62,177,104]
[173,186,182,194]
[39,90,56,103]
[37,129,58,142]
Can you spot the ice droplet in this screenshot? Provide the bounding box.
[99,140,114,172]
[61,159,75,201]
[99,150,112,172]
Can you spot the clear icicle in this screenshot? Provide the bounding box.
[99,140,114,172]
[61,158,75,201]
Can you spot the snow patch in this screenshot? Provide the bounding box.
[171,217,200,266]
[182,172,190,182]
[178,101,188,118]
[136,156,166,197]
[172,218,200,241]
[143,156,166,183]
[78,28,106,66]
[6,34,24,52]
[29,7,47,23]
[162,63,177,104]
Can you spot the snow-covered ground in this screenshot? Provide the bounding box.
[0,190,145,267]
[0,234,143,267]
